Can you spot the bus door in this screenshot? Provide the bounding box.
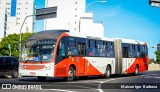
[77,38,86,74]
[122,47,129,73]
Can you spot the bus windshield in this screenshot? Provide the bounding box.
[21,39,56,62]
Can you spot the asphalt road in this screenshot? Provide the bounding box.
[0,71,160,92]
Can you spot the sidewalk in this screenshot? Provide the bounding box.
[148,64,160,71]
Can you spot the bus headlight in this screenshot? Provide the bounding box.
[45,66,51,70]
[19,65,23,69]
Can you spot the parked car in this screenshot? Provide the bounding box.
[0,56,19,78]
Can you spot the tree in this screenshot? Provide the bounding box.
[155,50,160,64]
[148,59,156,64]
[0,33,32,58]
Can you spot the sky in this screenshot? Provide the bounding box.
[35,0,160,60]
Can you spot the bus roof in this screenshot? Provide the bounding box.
[113,38,145,45]
[67,32,114,42]
[28,30,69,40]
[66,32,146,45]
[27,30,146,45]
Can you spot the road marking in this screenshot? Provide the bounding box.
[72,85,99,90]
[97,75,147,92]
[40,89,76,92]
[97,78,124,92]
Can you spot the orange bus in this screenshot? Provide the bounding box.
[19,30,149,81]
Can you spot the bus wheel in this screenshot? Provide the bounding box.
[12,70,18,78]
[104,66,111,78]
[37,76,47,81]
[65,67,75,81]
[133,65,139,76]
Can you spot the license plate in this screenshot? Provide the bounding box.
[30,72,35,75]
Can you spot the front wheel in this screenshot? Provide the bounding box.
[65,67,75,81]
[12,70,18,78]
[37,76,47,81]
[104,66,111,78]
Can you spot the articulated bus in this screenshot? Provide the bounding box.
[19,30,149,81]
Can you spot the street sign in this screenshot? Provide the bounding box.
[36,6,57,20]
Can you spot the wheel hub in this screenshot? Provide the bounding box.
[68,70,73,77]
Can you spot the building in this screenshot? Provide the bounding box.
[0,0,7,41]
[44,0,104,37]
[0,0,35,41]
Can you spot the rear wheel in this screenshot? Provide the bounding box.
[12,70,18,78]
[133,65,139,76]
[104,66,111,78]
[37,76,47,81]
[65,67,75,81]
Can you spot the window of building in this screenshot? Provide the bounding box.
[6,3,10,5]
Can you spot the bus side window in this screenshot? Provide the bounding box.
[106,42,114,57]
[88,40,96,56]
[77,38,86,56]
[122,43,128,58]
[106,42,110,57]
[97,41,105,56]
[145,46,148,56]
[129,44,132,57]
[135,45,139,57]
[67,37,79,56]
[140,45,145,57]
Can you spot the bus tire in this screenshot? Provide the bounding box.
[65,67,75,81]
[104,66,111,78]
[37,76,47,81]
[12,70,18,78]
[133,65,139,76]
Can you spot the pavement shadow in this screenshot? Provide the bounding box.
[0,75,11,79]
[18,73,146,83]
